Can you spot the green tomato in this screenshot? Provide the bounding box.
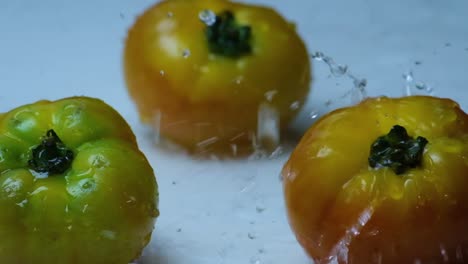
[0,97,159,263]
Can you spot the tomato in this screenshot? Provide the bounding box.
[124,0,311,155]
[0,97,158,263]
[282,96,468,263]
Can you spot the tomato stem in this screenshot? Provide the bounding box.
[205,11,252,57]
[28,129,74,176]
[368,125,428,175]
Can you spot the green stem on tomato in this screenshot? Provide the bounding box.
[368,125,428,175]
[205,11,252,58]
[29,129,74,176]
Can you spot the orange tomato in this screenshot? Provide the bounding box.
[124,0,311,155]
[283,96,468,263]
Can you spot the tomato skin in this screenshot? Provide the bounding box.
[282,96,468,263]
[124,0,311,155]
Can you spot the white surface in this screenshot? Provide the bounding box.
[1,0,468,263]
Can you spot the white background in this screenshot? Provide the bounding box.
[1,0,468,263]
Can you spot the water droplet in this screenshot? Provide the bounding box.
[82,204,89,213]
[309,110,319,120]
[91,155,108,168]
[119,13,125,19]
[440,244,449,262]
[415,82,426,90]
[172,181,177,185]
[182,49,191,58]
[80,178,95,190]
[310,51,325,61]
[126,196,137,204]
[403,71,414,83]
[268,146,283,159]
[257,103,280,151]
[230,144,238,156]
[153,110,162,145]
[425,85,434,94]
[159,70,165,76]
[30,186,48,196]
[289,101,300,110]
[30,170,48,179]
[177,228,182,232]
[258,248,265,254]
[445,42,451,47]
[248,232,256,239]
[167,12,174,18]
[248,149,267,161]
[101,230,117,240]
[403,71,414,96]
[233,75,244,85]
[67,225,73,231]
[198,9,216,26]
[196,137,219,148]
[16,199,28,208]
[264,90,277,102]
[414,60,422,65]
[256,205,266,213]
[324,99,333,107]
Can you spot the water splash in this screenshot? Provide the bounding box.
[310,51,325,61]
[289,101,300,110]
[440,244,449,263]
[196,137,219,148]
[311,52,348,77]
[264,90,278,102]
[309,110,319,120]
[230,144,238,156]
[199,9,216,26]
[329,205,375,263]
[268,146,283,159]
[256,103,280,151]
[16,199,28,208]
[403,71,414,96]
[350,77,368,104]
[153,110,161,145]
[331,64,348,77]
[402,71,435,96]
[310,51,368,106]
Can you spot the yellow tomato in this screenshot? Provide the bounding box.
[283,96,468,263]
[124,0,311,155]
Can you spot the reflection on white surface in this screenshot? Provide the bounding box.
[1,0,468,263]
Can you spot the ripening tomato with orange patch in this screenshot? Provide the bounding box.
[124,0,311,155]
[283,96,468,263]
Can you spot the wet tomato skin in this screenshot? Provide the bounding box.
[124,0,311,155]
[282,96,468,263]
[0,97,159,263]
